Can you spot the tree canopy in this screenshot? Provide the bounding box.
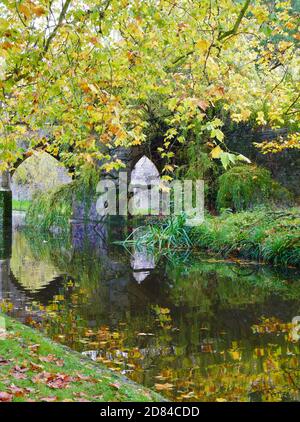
[0,0,299,176]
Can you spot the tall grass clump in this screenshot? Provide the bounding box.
[217,165,293,211]
[121,214,193,252]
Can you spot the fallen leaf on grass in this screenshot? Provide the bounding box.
[10,371,27,380]
[32,372,71,389]
[39,355,64,367]
[0,392,13,402]
[0,357,12,366]
[47,376,70,389]
[30,361,44,371]
[10,365,29,380]
[8,384,26,397]
[40,396,58,402]
[109,382,121,390]
[28,344,40,353]
[13,365,29,373]
[74,373,95,382]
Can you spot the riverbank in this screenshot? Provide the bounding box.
[0,313,162,402]
[192,208,300,267]
[124,208,300,268]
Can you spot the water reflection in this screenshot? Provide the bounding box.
[131,238,156,284]
[11,232,62,293]
[0,220,300,401]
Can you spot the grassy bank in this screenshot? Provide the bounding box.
[123,208,300,267]
[193,208,300,267]
[0,313,162,402]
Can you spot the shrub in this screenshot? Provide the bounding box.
[216,165,293,211]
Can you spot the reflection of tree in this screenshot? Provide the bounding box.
[166,260,300,315]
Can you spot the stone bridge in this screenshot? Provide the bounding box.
[0,148,162,260]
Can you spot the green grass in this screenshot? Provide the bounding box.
[12,200,31,211]
[192,208,300,267]
[121,209,300,268]
[120,214,192,251]
[0,313,162,402]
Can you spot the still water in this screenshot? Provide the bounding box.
[1,217,300,401]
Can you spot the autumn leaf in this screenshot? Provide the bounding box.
[210,145,223,159]
[109,382,121,390]
[19,3,31,19]
[197,100,209,111]
[0,357,11,366]
[30,361,44,371]
[32,6,46,17]
[0,392,13,402]
[196,39,209,51]
[40,396,58,402]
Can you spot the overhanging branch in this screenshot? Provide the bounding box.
[218,0,251,41]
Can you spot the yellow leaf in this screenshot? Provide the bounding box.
[196,39,209,51]
[19,4,31,19]
[163,165,174,172]
[33,6,46,17]
[230,350,241,360]
[210,145,223,159]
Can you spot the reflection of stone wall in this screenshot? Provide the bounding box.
[12,152,71,201]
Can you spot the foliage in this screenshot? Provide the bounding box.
[0,313,162,402]
[25,166,99,231]
[216,164,293,211]
[25,184,74,232]
[0,0,299,177]
[255,132,300,153]
[121,213,193,252]
[193,208,300,266]
[121,208,300,267]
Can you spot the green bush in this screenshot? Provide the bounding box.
[216,165,293,211]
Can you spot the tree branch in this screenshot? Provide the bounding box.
[218,0,251,41]
[43,0,72,53]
